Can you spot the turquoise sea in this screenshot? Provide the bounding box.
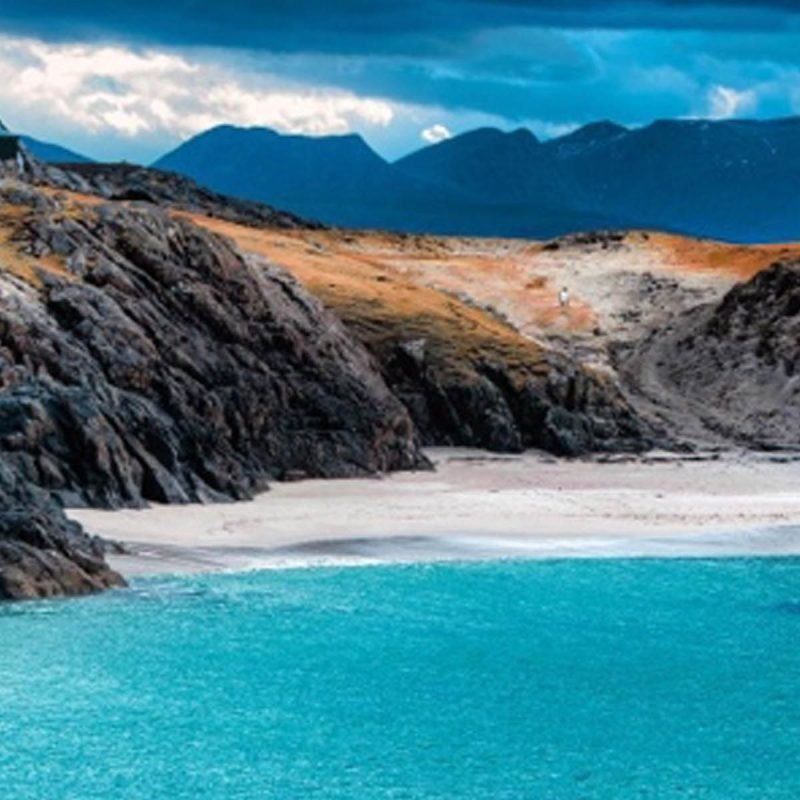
[2,557,799,799]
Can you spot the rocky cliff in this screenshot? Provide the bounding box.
[0,183,424,599]
[618,260,800,450]
[181,222,655,456]
[343,305,647,456]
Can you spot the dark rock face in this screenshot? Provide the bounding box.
[669,261,800,448]
[619,261,800,450]
[351,330,649,456]
[386,349,647,456]
[0,462,124,600]
[0,186,424,598]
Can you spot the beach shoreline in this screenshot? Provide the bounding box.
[68,448,800,579]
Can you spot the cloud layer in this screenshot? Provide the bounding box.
[0,3,798,162]
[1,2,799,54]
[0,37,395,137]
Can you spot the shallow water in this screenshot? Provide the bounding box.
[2,557,799,799]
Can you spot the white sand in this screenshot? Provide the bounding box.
[68,448,800,578]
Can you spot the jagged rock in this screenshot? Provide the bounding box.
[383,340,647,455]
[40,161,317,230]
[619,260,800,450]
[0,184,425,599]
[669,261,800,448]
[0,461,123,600]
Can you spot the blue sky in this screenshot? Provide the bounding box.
[1,1,799,163]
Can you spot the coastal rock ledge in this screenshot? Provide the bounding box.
[0,184,425,599]
[0,463,124,599]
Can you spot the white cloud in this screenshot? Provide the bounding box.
[0,35,395,141]
[707,85,757,120]
[421,123,452,143]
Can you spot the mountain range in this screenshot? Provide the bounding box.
[150,117,800,243]
[20,116,800,243]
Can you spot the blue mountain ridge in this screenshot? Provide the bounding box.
[21,135,93,164]
[43,116,800,243]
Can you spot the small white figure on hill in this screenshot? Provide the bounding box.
[558,286,570,309]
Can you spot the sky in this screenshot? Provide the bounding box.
[1,1,800,163]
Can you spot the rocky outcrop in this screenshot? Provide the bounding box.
[12,151,791,599]
[0,462,123,600]
[619,260,800,450]
[670,261,800,448]
[23,154,316,230]
[373,337,647,455]
[0,184,425,598]
[304,281,650,457]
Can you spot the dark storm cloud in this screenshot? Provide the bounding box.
[0,1,799,55]
[2,0,799,164]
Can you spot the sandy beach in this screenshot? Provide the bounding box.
[67,448,800,578]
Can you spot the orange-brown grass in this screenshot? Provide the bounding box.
[335,231,597,334]
[0,202,74,288]
[44,189,800,291]
[646,232,800,281]
[39,187,106,210]
[182,215,552,381]
[174,213,800,356]
[183,214,597,347]
[373,248,597,335]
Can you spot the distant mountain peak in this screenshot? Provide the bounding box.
[457,126,538,144]
[551,120,627,145]
[178,123,384,164]
[199,123,371,145]
[153,115,800,243]
[396,126,541,171]
[578,120,627,136]
[545,120,628,160]
[508,126,539,140]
